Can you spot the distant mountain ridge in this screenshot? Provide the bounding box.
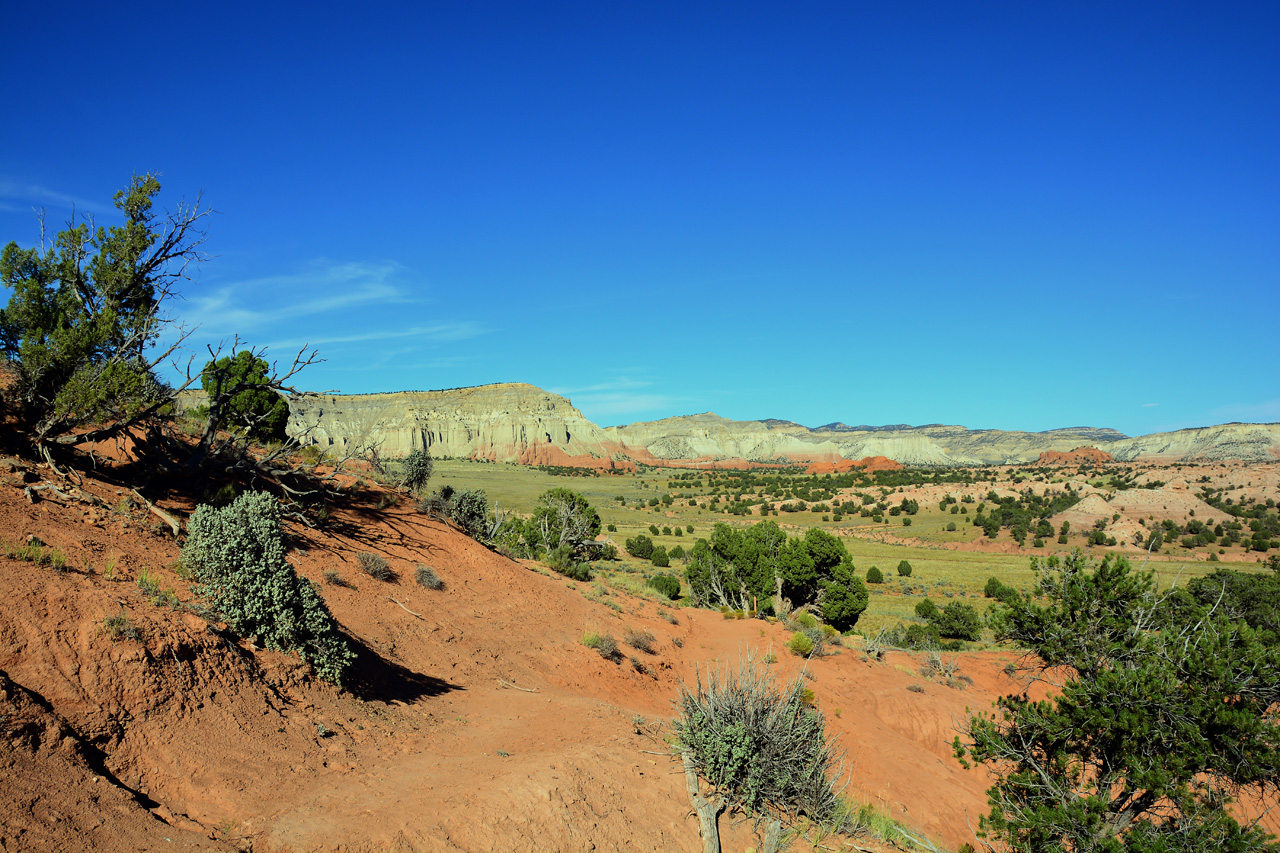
[282,383,1280,467]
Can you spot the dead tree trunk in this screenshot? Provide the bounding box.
[682,752,724,853]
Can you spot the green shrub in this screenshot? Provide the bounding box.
[398,449,434,493]
[932,601,982,641]
[673,653,845,824]
[915,598,940,621]
[648,573,682,600]
[787,631,816,657]
[865,565,884,584]
[651,545,670,568]
[356,552,394,581]
[182,491,354,684]
[625,533,655,559]
[793,611,819,630]
[547,545,592,581]
[897,560,913,577]
[415,564,444,590]
[450,489,491,540]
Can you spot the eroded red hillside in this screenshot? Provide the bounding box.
[0,448,1085,852]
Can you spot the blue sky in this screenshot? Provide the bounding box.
[2,1,1276,436]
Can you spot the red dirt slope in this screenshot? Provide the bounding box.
[0,453,1028,852]
[1032,446,1114,466]
[805,456,904,474]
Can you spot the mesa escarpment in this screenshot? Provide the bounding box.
[281,383,1280,467]
[286,383,633,469]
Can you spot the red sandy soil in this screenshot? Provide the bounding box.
[0,445,1021,853]
[1031,447,1114,466]
[805,457,904,475]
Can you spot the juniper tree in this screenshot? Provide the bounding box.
[955,551,1280,852]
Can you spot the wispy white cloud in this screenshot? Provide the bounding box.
[0,179,112,215]
[265,322,485,351]
[181,261,414,334]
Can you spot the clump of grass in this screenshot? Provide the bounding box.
[322,569,348,587]
[3,537,70,570]
[137,570,180,609]
[906,683,925,694]
[356,552,394,581]
[415,564,444,590]
[624,626,657,654]
[136,569,162,598]
[583,630,621,662]
[672,635,684,648]
[659,610,679,626]
[104,612,142,642]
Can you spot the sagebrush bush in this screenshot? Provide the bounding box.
[357,552,394,581]
[182,491,354,684]
[625,627,657,653]
[415,564,444,590]
[673,652,846,825]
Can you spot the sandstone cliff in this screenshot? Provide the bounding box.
[278,383,1279,467]
[1107,422,1280,463]
[286,383,629,468]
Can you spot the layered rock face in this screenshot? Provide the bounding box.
[287,383,625,467]
[282,383,1280,467]
[605,418,1128,466]
[1108,422,1280,463]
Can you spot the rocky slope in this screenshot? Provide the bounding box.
[278,383,1280,467]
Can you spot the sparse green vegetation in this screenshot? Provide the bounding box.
[582,630,621,662]
[103,612,142,642]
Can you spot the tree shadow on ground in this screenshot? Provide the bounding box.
[340,630,463,704]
